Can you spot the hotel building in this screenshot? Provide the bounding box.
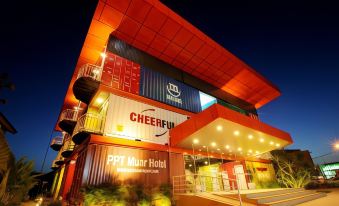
[50,0,293,203]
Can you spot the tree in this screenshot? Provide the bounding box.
[272,155,311,188]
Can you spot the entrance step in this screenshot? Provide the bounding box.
[245,189,326,206]
[175,193,255,206]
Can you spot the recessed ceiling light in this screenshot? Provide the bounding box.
[276,143,281,147]
[248,134,253,139]
[211,142,216,147]
[204,161,208,165]
[248,149,253,153]
[234,131,240,136]
[203,145,206,148]
[237,147,242,151]
[255,151,259,154]
[260,138,264,143]
[193,139,199,144]
[189,164,192,167]
[217,148,220,151]
[270,141,274,145]
[216,125,223,131]
[225,145,230,149]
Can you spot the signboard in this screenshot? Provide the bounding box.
[104,93,189,144]
[84,145,169,186]
[102,52,140,94]
[140,66,201,113]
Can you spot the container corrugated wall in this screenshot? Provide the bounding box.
[140,66,201,113]
[103,93,188,145]
[82,144,170,186]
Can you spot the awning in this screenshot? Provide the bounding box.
[170,104,293,158]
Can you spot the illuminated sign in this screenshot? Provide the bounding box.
[104,94,188,144]
[140,66,201,113]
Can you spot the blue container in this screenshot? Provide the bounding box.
[140,66,201,113]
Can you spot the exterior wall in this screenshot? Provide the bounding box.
[59,161,76,200]
[103,93,188,145]
[81,144,170,186]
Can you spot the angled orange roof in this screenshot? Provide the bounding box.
[61,0,280,112]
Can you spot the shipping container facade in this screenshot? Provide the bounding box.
[103,93,189,145]
[140,66,202,113]
[81,144,185,187]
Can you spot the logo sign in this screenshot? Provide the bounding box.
[166,83,182,104]
[140,66,201,113]
[104,94,188,144]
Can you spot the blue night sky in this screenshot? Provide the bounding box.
[1,0,338,172]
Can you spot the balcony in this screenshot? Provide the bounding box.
[50,136,63,151]
[73,64,102,104]
[61,138,75,158]
[51,160,59,170]
[72,113,104,145]
[58,109,82,134]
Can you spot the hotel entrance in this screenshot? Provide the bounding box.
[180,154,252,192]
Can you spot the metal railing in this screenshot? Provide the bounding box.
[51,160,59,168]
[77,63,103,81]
[62,138,75,152]
[59,109,82,122]
[50,136,63,146]
[72,113,104,137]
[173,174,243,205]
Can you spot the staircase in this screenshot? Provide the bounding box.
[244,188,326,206]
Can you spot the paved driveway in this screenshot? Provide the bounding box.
[298,188,339,206]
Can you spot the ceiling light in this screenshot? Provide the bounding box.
[193,139,199,144]
[248,134,253,139]
[255,151,259,154]
[211,142,216,147]
[233,131,240,136]
[216,125,223,131]
[276,143,281,147]
[204,161,208,165]
[270,141,274,145]
[203,146,206,148]
[248,149,253,153]
[260,138,264,143]
[237,147,242,151]
[225,145,230,149]
[217,148,220,151]
[189,164,192,167]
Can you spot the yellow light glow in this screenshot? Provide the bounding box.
[203,145,206,148]
[225,145,230,149]
[193,139,199,144]
[248,149,253,153]
[237,147,242,151]
[255,151,259,154]
[204,161,208,165]
[260,138,264,143]
[96,97,104,104]
[217,148,220,151]
[100,52,107,58]
[216,125,223,131]
[276,143,280,147]
[189,164,192,167]
[211,142,216,147]
[270,141,274,145]
[335,143,339,150]
[233,130,240,136]
[248,134,253,139]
